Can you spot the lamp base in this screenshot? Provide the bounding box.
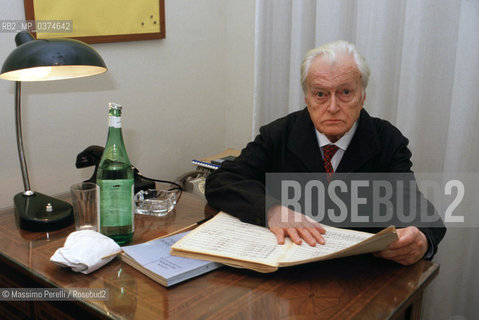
[14,192,73,232]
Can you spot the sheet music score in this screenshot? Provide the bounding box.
[174,213,377,267]
[280,226,372,263]
[174,213,284,266]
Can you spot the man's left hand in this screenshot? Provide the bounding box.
[374,227,427,265]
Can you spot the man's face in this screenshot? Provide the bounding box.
[304,53,365,143]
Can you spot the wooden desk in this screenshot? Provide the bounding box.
[0,192,438,319]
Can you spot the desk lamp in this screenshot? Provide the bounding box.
[0,31,107,231]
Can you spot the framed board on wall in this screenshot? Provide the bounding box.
[24,0,165,43]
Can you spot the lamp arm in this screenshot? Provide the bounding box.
[15,81,33,195]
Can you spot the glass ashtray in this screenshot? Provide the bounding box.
[134,189,179,216]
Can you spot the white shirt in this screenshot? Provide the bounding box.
[315,121,358,172]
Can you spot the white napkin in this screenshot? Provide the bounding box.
[50,230,121,274]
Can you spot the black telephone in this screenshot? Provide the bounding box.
[75,145,182,193]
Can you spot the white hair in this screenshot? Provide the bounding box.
[300,40,370,94]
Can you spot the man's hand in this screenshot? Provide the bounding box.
[267,205,326,246]
[374,226,428,265]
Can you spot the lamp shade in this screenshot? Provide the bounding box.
[0,31,107,81]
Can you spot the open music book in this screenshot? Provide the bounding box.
[171,212,398,273]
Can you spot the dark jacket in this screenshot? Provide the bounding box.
[205,108,446,258]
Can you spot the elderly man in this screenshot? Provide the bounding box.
[205,40,445,265]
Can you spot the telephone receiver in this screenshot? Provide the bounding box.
[75,145,156,194]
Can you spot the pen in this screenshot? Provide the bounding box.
[153,215,214,240]
[101,215,215,259]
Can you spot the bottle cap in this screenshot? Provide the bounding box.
[109,102,122,110]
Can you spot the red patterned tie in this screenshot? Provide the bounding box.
[322,144,339,180]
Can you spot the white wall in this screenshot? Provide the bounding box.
[0,0,255,209]
[224,1,255,148]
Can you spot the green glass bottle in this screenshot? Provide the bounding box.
[97,102,134,245]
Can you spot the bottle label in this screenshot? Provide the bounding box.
[98,179,134,228]
[109,115,122,128]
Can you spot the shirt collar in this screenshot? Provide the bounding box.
[315,121,358,151]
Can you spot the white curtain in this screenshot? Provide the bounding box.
[253,1,479,319]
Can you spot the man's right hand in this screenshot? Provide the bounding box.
[267,205,326,246]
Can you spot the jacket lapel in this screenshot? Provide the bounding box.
[336,109,381,173]
[287,108,325,172]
